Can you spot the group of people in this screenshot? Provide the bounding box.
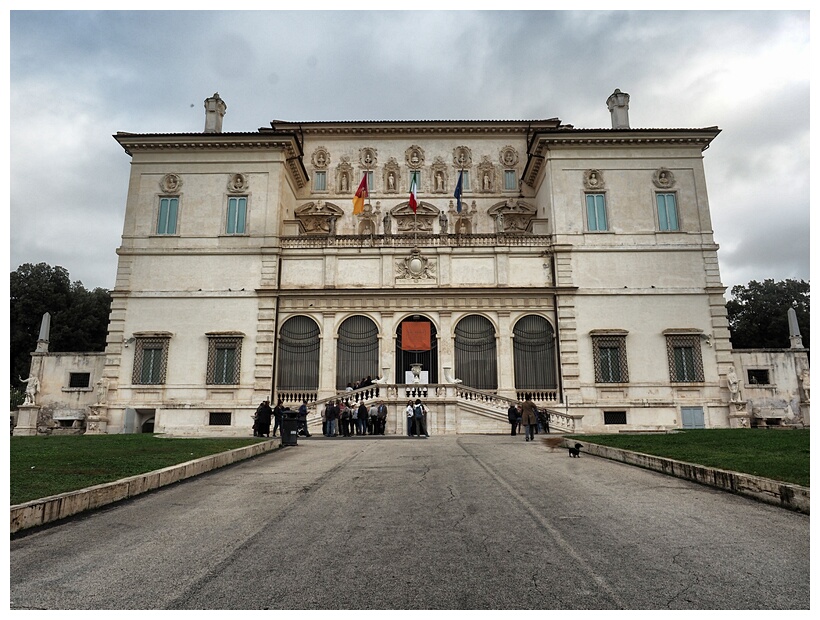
[252,399,285,438]
[507,395,550,441]
[345,376,376,391]
[322,399,389,437]
[405,399,430,437]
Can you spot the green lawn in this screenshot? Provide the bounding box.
[569,429,809,487]
[10,434,266,505]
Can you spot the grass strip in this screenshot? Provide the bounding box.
[10,434,266,505]
[569,428,809,487]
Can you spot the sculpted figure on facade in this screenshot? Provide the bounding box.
[653,167,675,188]
[360,147,377,168]
[500,146,519,167]
[295,201,344,235]
[800,367,810,402]
[405,146,424,169]
[383,157,401,194]
[95,377,109,404]
[477,157,495,192]
[336,156,354,193]
[312,148,330,169]
[584,169,605,190]
[160,173,182,194]
[227,173,248,193]
[453,146,472,168]
[488,198,536,234]
[727,366,741,402]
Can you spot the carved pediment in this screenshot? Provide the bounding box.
[390,201,438,233]
[488,198,536,234]
[295,200,345,235]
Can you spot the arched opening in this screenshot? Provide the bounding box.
[454,315,498,390]
[513,315,557,389]
[395,316,438,384]
[277,315,321,391]
[141,417,155,433]
[336,315,380,389]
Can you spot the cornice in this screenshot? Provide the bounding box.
[523,127,721,188]
[262,119,564,136]
[113,132,309,189]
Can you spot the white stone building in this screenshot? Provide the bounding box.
[16,90,808,437]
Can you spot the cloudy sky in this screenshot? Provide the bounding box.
[8,9,811,295]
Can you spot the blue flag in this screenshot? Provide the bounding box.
[454,170,463,213]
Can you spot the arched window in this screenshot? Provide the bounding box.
[513,315,557,389]
[336,315,379,389]
[454,315,498,390]
[277,316,320,390]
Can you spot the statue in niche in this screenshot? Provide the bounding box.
[388,172,396,191]
[438,211,448,233]
[588,171,600,187]
[411,151,419,165]
[457,218,469,234]
[483,172,491,190]
[316,152,326,166]
[364,152,373,165]
[436,172,444,191]
[383,212,392,234]
[340,173,349,192]
[496,212,505,233]
[328,216,337,236]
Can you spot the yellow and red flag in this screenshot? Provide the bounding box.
[352,174,368,214]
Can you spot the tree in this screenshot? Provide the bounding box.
[726,279,809,349]
[10,263,112,394]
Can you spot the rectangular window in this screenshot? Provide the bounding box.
[665,334,704,382]
[68,373,91,388]
[209,412,232,426]
[207,336,242,385]
[226,196,247,234]
[604,411,627,425]
[586,194,608,231]
[592,335,628,383]
[504,170,517,191]
[409,170,421,189]
[657,193,679,231]
[133,338,169,385]
[157,197,178,235]
[747,369,770,385]
[366,171,374,191]
[460,170,471,191]
[314,171,327,191]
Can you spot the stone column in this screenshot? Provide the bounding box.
[319,312,337,399]
[497,311,515,398]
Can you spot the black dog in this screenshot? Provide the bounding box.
[568,443,583,458]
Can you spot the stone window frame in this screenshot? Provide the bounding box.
[156,196,180,236]
[225,195,249,235]
[133,335,171,385]
[585,192,609,232]
[206,332,244,385]
[590,330,629,383]
[656,191,680,232]
[664,331,705,383]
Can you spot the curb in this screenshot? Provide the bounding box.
[566,439,809,515]
[10,439,280,535]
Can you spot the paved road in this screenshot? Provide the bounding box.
[10,435,809,610]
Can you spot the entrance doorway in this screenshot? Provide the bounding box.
[395,317,438,383]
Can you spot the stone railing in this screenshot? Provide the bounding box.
[276,383,578,433]
[279,233,553,249]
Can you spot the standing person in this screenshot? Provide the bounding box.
[340,401,352,437]
[507,402,519,436]
[298,400,311,437]
[256,400,273,438]
[271,399,284,438]
[356,401,370,434]
[376,401,388,435]
[521,395,538,442]
[326,401,338,437]
[368,402,379,435]
[413,399,429,437]
[357,401,368,436]
[323,401,333,437]
[516,404,523,435]
[405,400,415,437]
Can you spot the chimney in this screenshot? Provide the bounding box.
[204,92,227,133]
[607,89,630,129]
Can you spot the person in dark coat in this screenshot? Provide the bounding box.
[272,399,283,437]
[256,400,273,438]
[507,403,519,436]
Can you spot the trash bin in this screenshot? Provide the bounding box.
[280,411,298,446]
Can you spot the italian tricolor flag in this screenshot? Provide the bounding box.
[409,175,418,213]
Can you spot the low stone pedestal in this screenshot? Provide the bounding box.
[85,405,109,435]
[728,401,751,428]
[13,405,40,436]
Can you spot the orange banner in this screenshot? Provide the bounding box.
[402,322,431,351]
